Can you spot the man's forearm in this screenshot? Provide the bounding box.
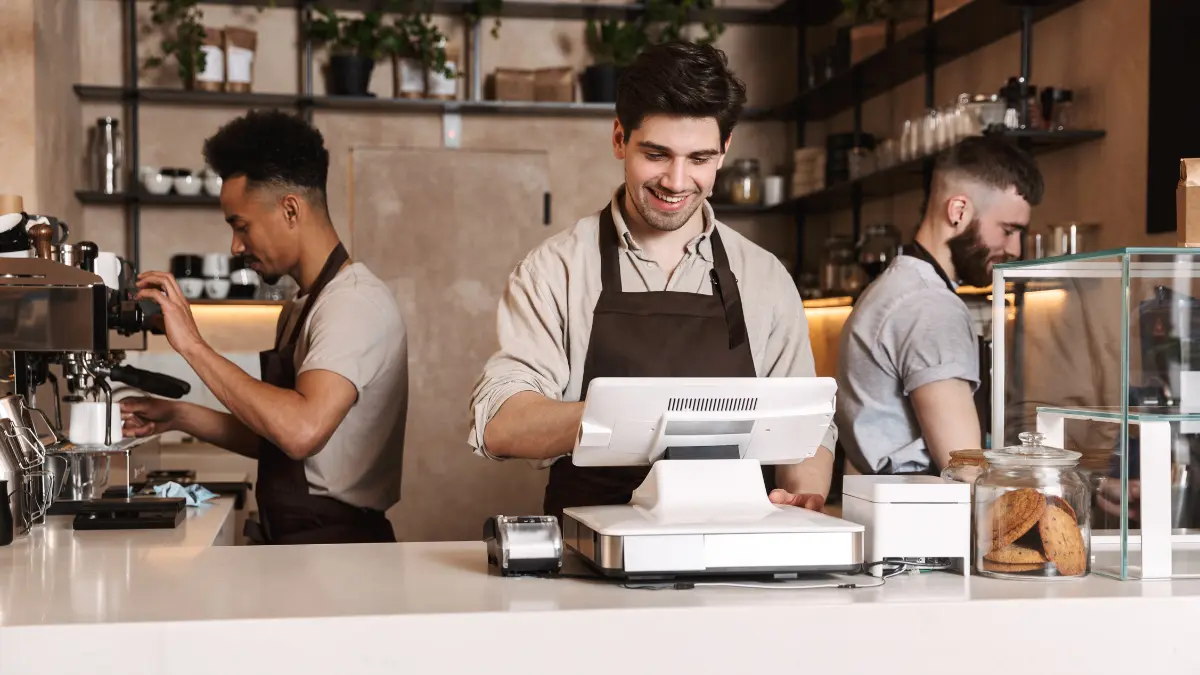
[174,402,262,459]
[180,342,312,456]
[775,446,833,498]
[483,392,584,460]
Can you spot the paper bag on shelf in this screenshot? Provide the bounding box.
[193,27,225,92]
[1178,158,1200,246]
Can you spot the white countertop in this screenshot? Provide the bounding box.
[5,538,1200,674]
[1,494,235,557]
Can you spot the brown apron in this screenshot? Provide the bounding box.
[245,242,396,545]
[542,200,773,521]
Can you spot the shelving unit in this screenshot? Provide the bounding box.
[75,84,782,120]
[74,0,817,266]
[715,129,1106,217]
[188,299,286,306]
[196,0,841,25]
[76,189,221,207]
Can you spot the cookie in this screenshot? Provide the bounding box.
[987,488,1046,548]
[1047,495,1077,521]
[984,542,1049,564]
[1038,503,1086,576]
[981,559,1046,573]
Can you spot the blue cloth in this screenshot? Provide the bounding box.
[151,481,218,507]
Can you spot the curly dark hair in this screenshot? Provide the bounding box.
[202,109,330,208]
[616,41,747,148]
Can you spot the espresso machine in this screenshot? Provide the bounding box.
[1,211,192,533]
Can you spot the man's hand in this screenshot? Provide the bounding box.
[768,489,826,512]
[120,396,180,438]
[136,271,205,356]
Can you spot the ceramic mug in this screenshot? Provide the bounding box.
[94,252,123,290]
[68,402,123,446]
[203,253,230,279]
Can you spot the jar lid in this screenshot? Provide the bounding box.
[984,432,1081,467]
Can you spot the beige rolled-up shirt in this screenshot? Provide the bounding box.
[467,187,837,467]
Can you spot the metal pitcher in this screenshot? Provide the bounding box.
[0,394,59,452]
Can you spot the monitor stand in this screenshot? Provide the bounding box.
[562,458,864,579]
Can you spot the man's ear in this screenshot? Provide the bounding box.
[946,194,974,229]
[281,194,302,228]
[612,120,627,160]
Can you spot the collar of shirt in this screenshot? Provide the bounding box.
[607,185,716,264]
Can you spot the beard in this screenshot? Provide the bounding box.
[948,219,1008,288]
[626,178,703,233]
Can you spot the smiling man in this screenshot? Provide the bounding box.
[119,110,408,544]
[837,136,1044,477]
[468,41,835,519]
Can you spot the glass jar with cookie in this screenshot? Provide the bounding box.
[974,432,1091,579]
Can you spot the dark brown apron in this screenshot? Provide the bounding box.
[542,200,772,521]
[245,242,396,545]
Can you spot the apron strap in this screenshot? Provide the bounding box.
[707,229,747,350]
[598,201,622,291]
[278,242,350,350]
[904,240,956,293]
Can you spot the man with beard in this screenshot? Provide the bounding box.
[835,137,1043,476]
[119,110,408,544]
[468,41,835,518]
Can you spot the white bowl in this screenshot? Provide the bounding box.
[143,172,172,195]
[204,278,231,300]
[176,277,204,299]
[204,177,222,197]
[173,175,203,196]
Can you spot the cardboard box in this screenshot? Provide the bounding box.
[489,68,535,102]
[1178,158,1200,246]
[534,67,575,103]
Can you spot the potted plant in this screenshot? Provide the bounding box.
[388,12,455,99]
[582,18,646,103]
[143,0,209,88]
[836,0,895,67]
[465,0,504,39]
[307,5,397,96]
[644,0,724,46]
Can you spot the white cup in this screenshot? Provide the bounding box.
[68,402,123,446]
[204,278,231,299]
[177,278,204,299]
[763,175,785,206]
[95,252,122,290]
[203,253,230,279]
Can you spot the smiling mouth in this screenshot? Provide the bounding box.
[647,186,690,205]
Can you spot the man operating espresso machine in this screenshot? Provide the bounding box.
[0,194,192,539]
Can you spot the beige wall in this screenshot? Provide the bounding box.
[1,0,80,218]
[799,0,1161,274]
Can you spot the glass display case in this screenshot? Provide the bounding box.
[992,248,1200,580]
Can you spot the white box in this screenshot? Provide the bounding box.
[841,475,972,577]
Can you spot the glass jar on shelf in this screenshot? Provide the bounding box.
[857,223,900,282]
[973,432,1091,580]
[728,158,763,205]
[821,236,860,296]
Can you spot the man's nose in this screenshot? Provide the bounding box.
[659,159,688,193]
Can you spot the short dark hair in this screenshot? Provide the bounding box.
[616,41,747,148]
[932,136,1045,206]
[202,109,330,208]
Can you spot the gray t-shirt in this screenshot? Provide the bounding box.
[277,262,409,511]
[835,256,979,474]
